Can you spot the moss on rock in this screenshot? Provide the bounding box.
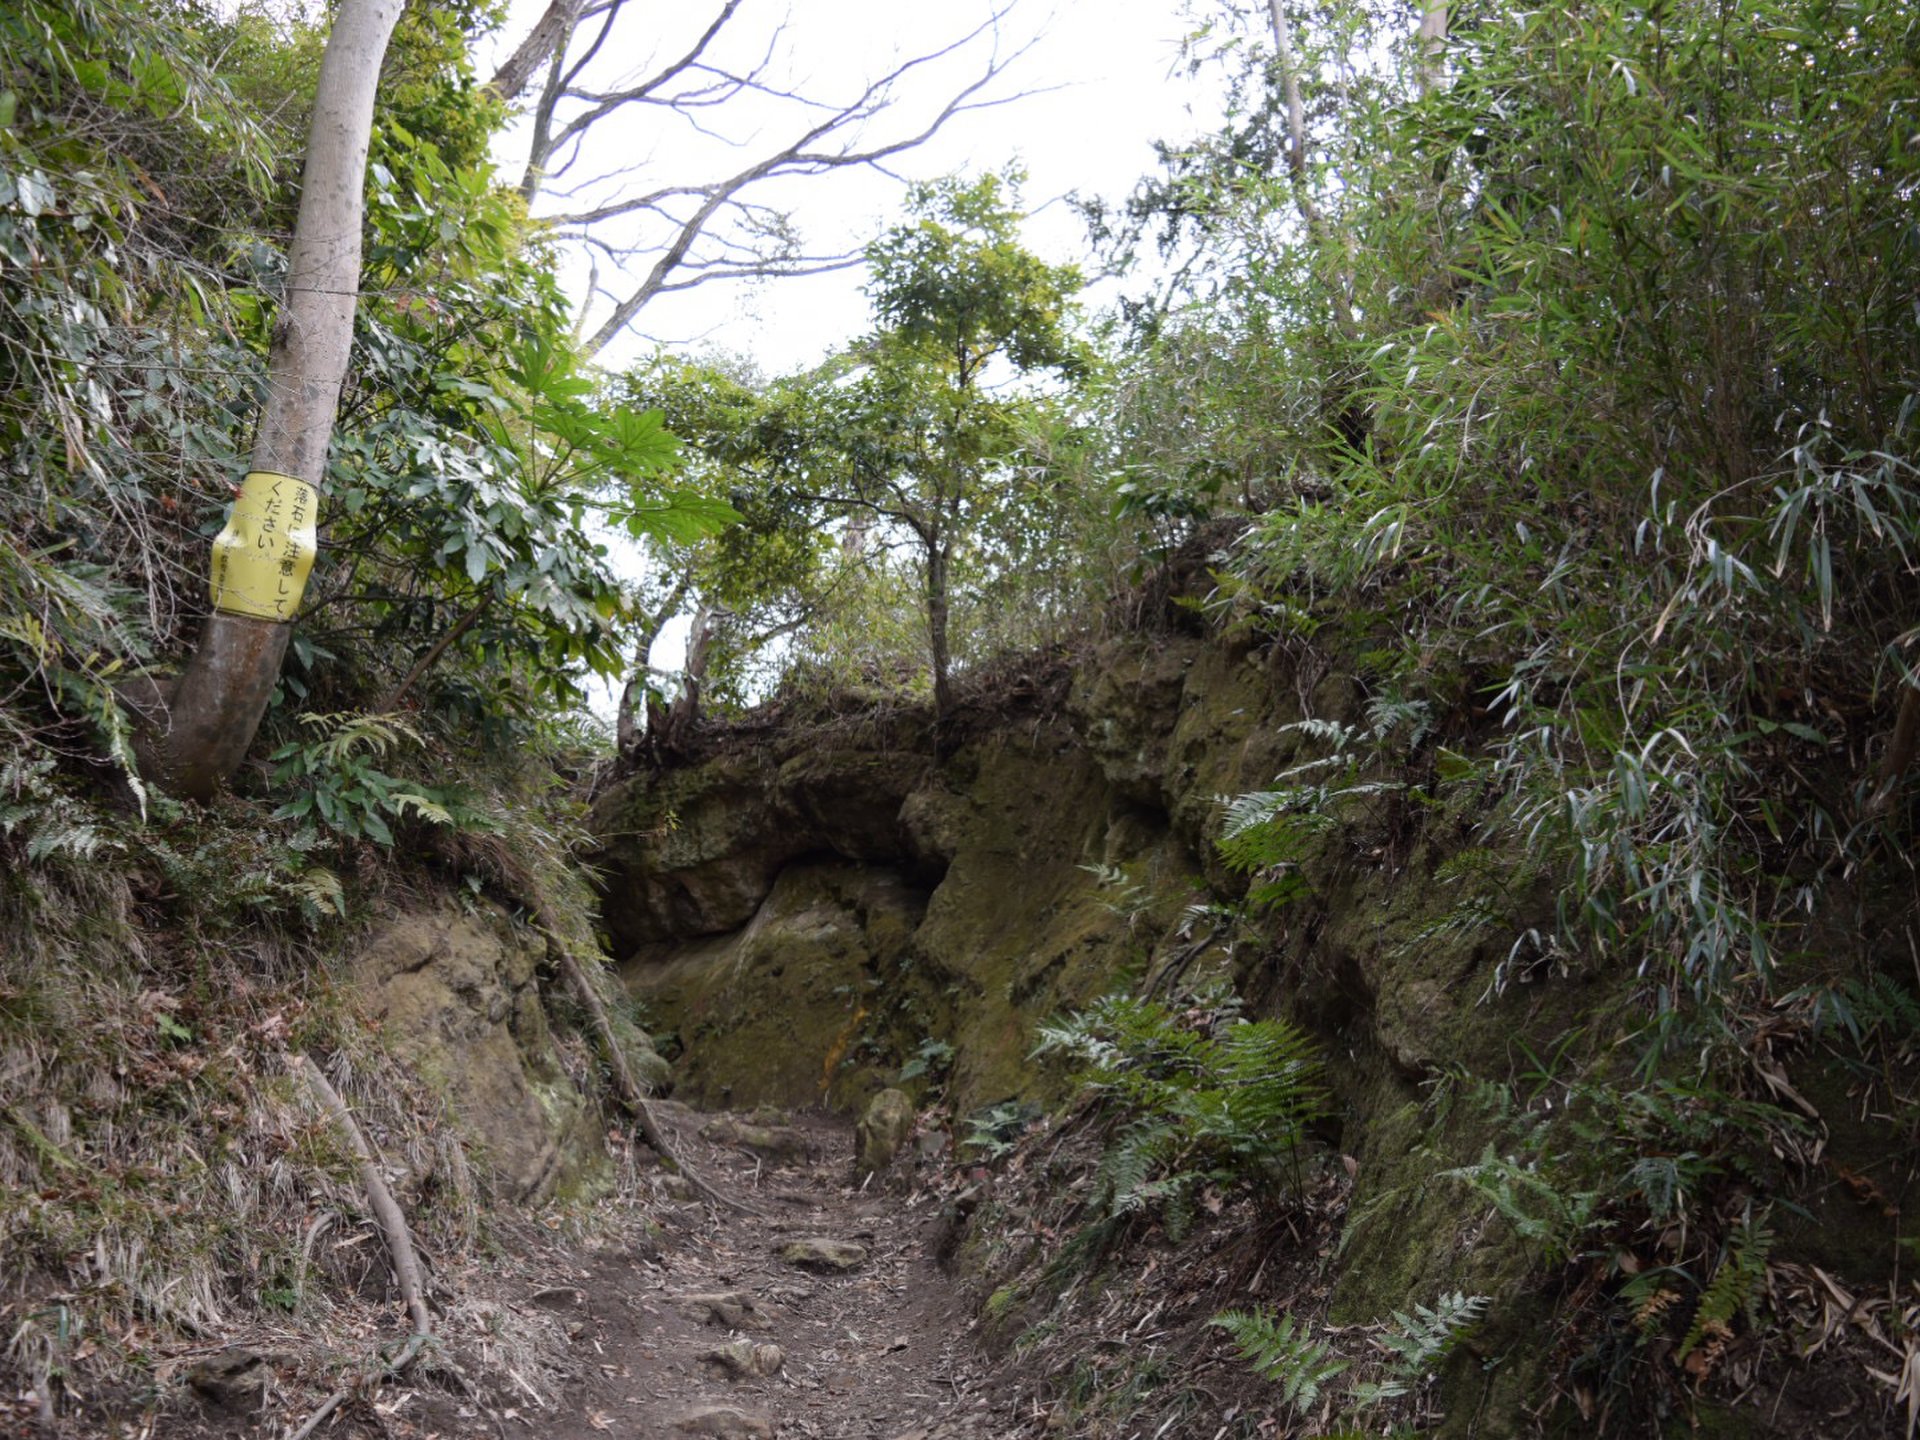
[349,900,608,1204]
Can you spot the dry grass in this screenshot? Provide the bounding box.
[0,786,662,1437]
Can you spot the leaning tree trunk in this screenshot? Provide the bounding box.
[142,0,406,799]
[664,601,723,743]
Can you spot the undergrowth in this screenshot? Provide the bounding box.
[1033,992,1327,1259]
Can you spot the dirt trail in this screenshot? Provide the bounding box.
[533,1105,1020,1440]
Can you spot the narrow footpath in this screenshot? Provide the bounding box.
[535,1104,1022,1440]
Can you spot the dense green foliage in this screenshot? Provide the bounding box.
[1145,0,1920,1026]
[617,172,1095,715]
[6,0,1920,1431]
[0,0,727,791]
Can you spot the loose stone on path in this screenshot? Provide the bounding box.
[673,1290,774,1329]
[779,1236,869,1272]
[700,1338,785,1379]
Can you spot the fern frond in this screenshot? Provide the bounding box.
[1679,1217,1772,1360]
[1377,1292,1488,1377]
[1212,1310,1349,1412]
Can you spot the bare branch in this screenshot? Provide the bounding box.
[500,0,1035,357]
[489,0,615,103]
[578,36,1039,352]
[541,0,749,162]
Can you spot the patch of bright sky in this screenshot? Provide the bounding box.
[474,1,1220,713]
[481,0,1217,377]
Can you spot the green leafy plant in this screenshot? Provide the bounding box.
[899,1037,955,1085]
[1216,715,1411,910]
[1351,1292,1489,1406]
[269,712,490,847]
[1211,1309,1349,1414]
[1035,994,1326,1246]
[960,1100,1040,1161]
[1677,1214,1773,1362]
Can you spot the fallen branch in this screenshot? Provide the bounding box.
[535,921,761,1215]
[291,1055,434,1439]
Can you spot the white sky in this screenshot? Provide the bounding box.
[471,1,1219,712]
[480,0,1214,375]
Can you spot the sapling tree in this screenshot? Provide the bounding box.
[823,171,1087,721]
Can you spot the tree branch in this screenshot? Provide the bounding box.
[1265,0,1357,338]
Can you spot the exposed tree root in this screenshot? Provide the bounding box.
[539,927,763,1215]
[291,1055,435,1439]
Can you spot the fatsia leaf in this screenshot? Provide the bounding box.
[619,490,741,544]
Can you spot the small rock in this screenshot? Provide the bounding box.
[701,1114,810,1164]
[673,1291,773,1329]
[701,1338,785,1379]
[672,1402,774,1438]
[528,1285,582,1311]
[661,1173,699,1201]
[856,1088,916,1180]
[186,1349,269,1413]
[779,1237,868,1272]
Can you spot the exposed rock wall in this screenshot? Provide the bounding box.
[587,621,1914,1437]
[589,629,1423,1123]
[349,900,661,1204]
[594,710,1207,1114]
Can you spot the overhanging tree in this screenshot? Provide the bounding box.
[142,0,407,799]
[788,171,1085,722]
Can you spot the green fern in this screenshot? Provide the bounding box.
[1214,716,1407,908]
[1211,1309,1349,1413]
[1377,1292,1488,1377]
[1033,996,1326,1269]
[1034,995,1326,1205]
[1438,1145,1599,1265]
[1678,1216,1772,1360]
[0,757,119,865]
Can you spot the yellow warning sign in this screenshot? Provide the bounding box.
[208,471,318,622]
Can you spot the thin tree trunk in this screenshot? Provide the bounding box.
[1416,4,1449,92]
[490,0,590,103]
[518,0,586,201]
[377,595,490,713]
[1265,0,1356,339]
[926,538,953,723]
[142,0,405,798]
[615,572,692,758]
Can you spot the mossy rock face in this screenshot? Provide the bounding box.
[590,747,930,950]
[605,724,1211,1118]
[588,751,789,946]
[1067,636,1202,804]
[908,731,1203,1111]
[621,862,931,1112]
[349,901,608,1204]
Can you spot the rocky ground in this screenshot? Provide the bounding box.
[447,1104,1020,1440]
